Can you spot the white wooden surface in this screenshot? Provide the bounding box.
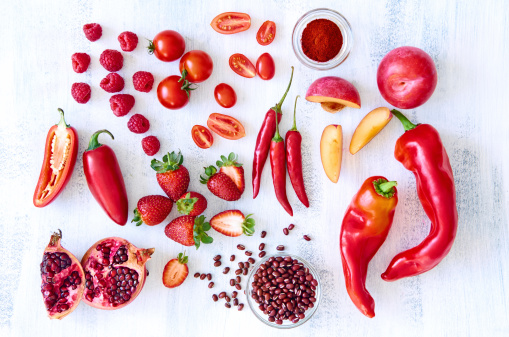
[1,0,508,336]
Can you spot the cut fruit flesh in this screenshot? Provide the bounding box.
[320,125,343,183]
[350,107,393,155]
[41,127,71,200]
[306,96,361,113]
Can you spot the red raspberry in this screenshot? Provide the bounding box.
[133,71,154,92]
[100,49,123,72]
[118,31,138,52]
[71,83,91,104]
[72,53,90,73]
[100,73,125,93]
[83,23,102,42]
[141,136,160,156]
[128,114,150,134]
[109,94,135,117]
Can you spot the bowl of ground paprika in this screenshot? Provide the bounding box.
[292,8,353,70]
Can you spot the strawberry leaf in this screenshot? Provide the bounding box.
[176,193,199,215]
[200,165,217,184]
[131,208,144,226]
[151,151,183,173]
[242,214,255,236]
[193,215,213,249]
[178,251,188,264]
[216,152,242,168]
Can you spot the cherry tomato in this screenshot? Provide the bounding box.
[256,53,275,80]
[191,125,214,149]
[148,30,185,62]
[207,113,246,140]
[256,21,276,46]
[229,54,256,78]
[179,50,214,83]
[210,12,251,35]
[214,83,237,108]
[157,75,190,110]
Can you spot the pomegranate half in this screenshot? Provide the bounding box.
[81,237,154,310]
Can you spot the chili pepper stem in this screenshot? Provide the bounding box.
[56,108,70,129]
[289,96,300,132]
[373,178,397,198]
[87,129,114,151]
[274,66,294,112]
[391,109,417,131]
[273,110,283,142]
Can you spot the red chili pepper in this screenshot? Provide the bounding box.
[33,109,78,207]
[285,96,309,207]
[83,130,128,226]
[270,108,293,216]
[340,176,398,318]
[252,66,294,199]
[381,110,458,281]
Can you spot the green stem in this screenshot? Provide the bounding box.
[274,66,294,112]
[379,181,397,193]
[87,129,114,151]
[273,109,283,142]
[373,178,397,199]
[391,109,416,131]
[289,96,299,132]
[56,108,69,129]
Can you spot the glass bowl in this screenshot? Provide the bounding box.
[292,8,353,70]
[245,253,321,329]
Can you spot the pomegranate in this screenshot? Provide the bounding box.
[81,237,154,310]
[40,230,85,319]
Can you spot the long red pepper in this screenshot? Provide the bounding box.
[381,110,458,281]
[252,66,294,199]
[83,130,128,226]
[285,96,309,207]
[270,109,293,216]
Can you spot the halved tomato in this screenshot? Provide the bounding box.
[191,125,214,149]
[256,21,276,46]
[229,54,256,78]
[207,113,246,140]
[211,12,251,34]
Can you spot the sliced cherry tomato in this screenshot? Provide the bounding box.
[148,30,185,62]
[229,54,256,78]
[157,75,190,110]
[210,12,251,35]
[214,83,237,108]
[207,113,246,140]
[179,50,214,83]
[256,53,275,80]
[256,21,276,46]
[191,125,214,149]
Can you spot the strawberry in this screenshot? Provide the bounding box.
[162,252,189,288]
[164,215,213,249]
[200,166,242,201]
[210,210,255,237]
[216,152,245,193]
[151,151,190,202]
[176,192,207,216]
[132,195,173,226]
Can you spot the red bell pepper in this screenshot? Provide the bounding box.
[33,109,78,207]
[381,110,458,281]
[83,130,128,226]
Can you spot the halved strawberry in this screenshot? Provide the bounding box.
[210,210,255,237]
[132,195,173,226]
[162,252,189,288]
[176,192,207,216]
[200,166,242,201]
[151,151,190,202]
[217,153,245,194]
[164,215,213,249]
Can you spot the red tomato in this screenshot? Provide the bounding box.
[214,83,237,108]
[179,50,214,83]
[207,113,246,140]
[256,21,276,46]
[229,54,256,78]
[148,30,185,62]
[157,75,190,110]
[256,53,275,80]
[210,12,251,34]
[191,125,214,149]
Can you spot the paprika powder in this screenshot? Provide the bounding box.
[301,19,343,62]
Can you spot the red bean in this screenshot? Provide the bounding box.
[237,244,245,250]
[283,228,289,235]
[213,255,221,261]
[303,235,311,241]
[261,231,267,238]
[214,261,221,267]
[212,294,218,302]
[259,251,266,258]
[245,251,252,256]
[194,272,200,278]
[230,255,235,261]
[288,224,295,230]
[276,245,285,251]
[208,282,214,288]
[207,273,212,281]
[223,267,230,274]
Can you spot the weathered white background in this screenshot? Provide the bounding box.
[0,0,508,336]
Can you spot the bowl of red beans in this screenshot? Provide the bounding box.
[246,253,321,328]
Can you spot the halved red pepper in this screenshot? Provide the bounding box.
[33,109,78,207]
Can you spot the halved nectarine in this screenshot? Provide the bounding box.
[320,125,343,183]
[350,107,392,155]
[306,77,361,113]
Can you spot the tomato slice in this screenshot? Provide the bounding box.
[211,12,251,34]
[256,21,276,46]
[207,113,246,140]
[191,125,214,149]
[229,54,256,78]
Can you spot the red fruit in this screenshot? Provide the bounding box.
[210,210,255,237]
[162,252,189,288]
[132,195,173,226]
[176,192,207,216]
[118,31,138,52]
[217,152,245,193]
[40,230,85,319]
[141,136,160,156]
[164,215,213,248]
[99,49,123,72]
[83,23,102,42]
[127,114,150,134]
[81,237,154,310]
[109,94,135,117]
[100,73,125,93]
[72,53,91,73]
[151,151,190,202]
[133,71,154,92]
[71,82,91,104]
[200,166,242,201]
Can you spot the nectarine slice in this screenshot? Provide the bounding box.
[350,107,393,155]
[320,125,343,183]
[306,76,361,113]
